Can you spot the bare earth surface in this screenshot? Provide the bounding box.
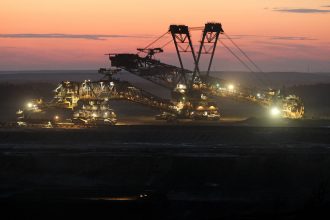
[1,126,330,219]
[1,72,330,219]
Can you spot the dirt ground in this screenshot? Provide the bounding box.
[1,126,330,219]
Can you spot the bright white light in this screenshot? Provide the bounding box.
[177,84,186,89]
[227,84,234,91]
[257,93,261,98]
[92,113,97,118]
[270,107,281,116]
[27,102,33,108]
[54,115,59,120]
[16,109,23,114]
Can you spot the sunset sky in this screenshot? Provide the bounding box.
[1,0,330,72]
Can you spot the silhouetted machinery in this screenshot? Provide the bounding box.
[109,22,304,120]
[17,22,304,127]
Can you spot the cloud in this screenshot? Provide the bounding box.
[322,5,330,8]
[224,34,317,41]
[255,40,317,50]
[0,33,151,40]
[270,36,316,41]
[273,8,330,14]
[0,46,18,49]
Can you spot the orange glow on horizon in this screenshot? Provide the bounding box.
[1,0,330,71]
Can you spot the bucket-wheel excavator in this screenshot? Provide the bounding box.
[17,22,304,127]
